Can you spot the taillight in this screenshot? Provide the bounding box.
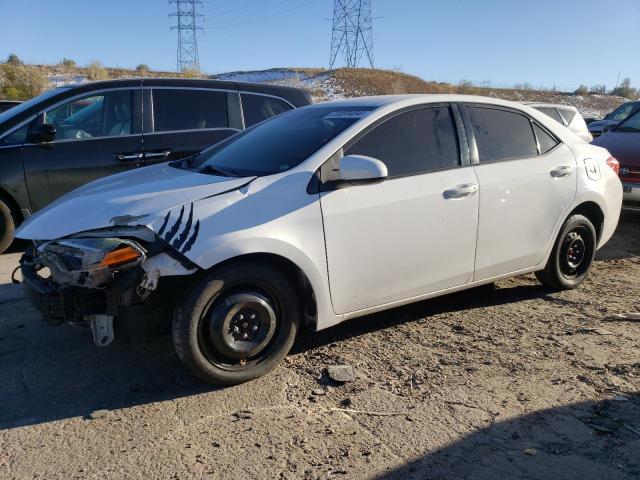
[606,156,620,175]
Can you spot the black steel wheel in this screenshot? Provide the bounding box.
[536,214,597,290]
[173,261,300,385]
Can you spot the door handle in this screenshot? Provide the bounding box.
[443,183,478,199]
[550,165,573,178]
[144,150,171,160]
[115,152,144,162]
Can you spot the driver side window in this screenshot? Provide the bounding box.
[43,90,133,141]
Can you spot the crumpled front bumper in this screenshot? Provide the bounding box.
[20,251,143,327]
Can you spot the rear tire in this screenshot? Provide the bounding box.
[535,214,596,290]
[0,199,16,254]
[172,261,300,385]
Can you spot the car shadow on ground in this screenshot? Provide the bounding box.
[374,393,640,480]
[0,279,554,430]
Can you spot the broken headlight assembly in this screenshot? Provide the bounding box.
[38,238,146,288]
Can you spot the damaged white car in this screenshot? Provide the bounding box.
[17,95,622,385]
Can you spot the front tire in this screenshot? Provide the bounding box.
[535,214,597,290]
[0,199,16,254]
[172,261,300,385]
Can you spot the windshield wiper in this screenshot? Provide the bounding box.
[199,165,237,177]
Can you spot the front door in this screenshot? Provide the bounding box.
[462,105,577,280]
[320,106,479,314]
[23,88,143,211]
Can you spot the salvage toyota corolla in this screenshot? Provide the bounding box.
[17,95,623,385]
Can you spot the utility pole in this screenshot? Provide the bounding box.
[329,0,374,68]
[169,0,204,72]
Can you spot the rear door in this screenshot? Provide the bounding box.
[462,104,577,280]
[142,87,243,165]
[22,87,143,211]
[320,105,479,314]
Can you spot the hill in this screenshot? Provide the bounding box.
[1,63,629,120]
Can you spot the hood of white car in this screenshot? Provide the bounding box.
[16,163,255,240]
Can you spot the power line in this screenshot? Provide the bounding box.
[329,0,374,68]
[169,0,204,72]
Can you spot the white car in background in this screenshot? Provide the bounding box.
[17,95,622,385]
[526,103,593,142]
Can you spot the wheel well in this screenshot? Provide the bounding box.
[569,202,604,241]
[0,188,23,224]
[211,253,317,328]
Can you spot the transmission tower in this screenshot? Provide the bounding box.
[169,0,204,72]
[329,0,374,68]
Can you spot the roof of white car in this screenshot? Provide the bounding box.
[311,94,536,110]
[523,102,579,111]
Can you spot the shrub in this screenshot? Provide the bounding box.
[61,58,76,68]
[181,67,203,78]
[136,63,150,75]
[611,78,638,99]
[6,53,22,66]
[86,60,109,81]
[0,63,47,100]
[590,84,606,94]
[574,85,589,95]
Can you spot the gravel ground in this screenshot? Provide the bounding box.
[0,211,639,480]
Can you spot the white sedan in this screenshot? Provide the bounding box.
[17,95,623,385]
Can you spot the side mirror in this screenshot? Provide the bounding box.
[602,125,613,134]
[28,123,56,143]
[339,155,388,183]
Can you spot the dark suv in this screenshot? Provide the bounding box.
[0,78,311,251]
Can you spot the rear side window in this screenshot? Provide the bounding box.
[535,106,564,125]
[466,107,538,162]
[346,106,459,177]
[241,93,292,127]
[152,89,228,132]
[558,108,576,125]
[533,124,559,154]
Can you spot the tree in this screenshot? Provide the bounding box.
[86,60,108,81]
[136,64,150,75]
[61,58,76,68]
[611,78,639,99]
[0,63,47,100]
[589,84,606,94]
[6,53,22,66]
[574,85,589,95]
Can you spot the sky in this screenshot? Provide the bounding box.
[0,0,638,91]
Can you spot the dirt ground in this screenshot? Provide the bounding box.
[0,211,639,480]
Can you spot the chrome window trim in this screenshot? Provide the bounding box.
[19,132,143,147]
[0,86,138,144]
[144,86,236,93]
[237,91,246,129]
[143,127,241,136]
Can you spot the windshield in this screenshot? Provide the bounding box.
[0,87,71,125]
[190,105,377,176]
[605,103,637,122]
[614,110,640,132]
